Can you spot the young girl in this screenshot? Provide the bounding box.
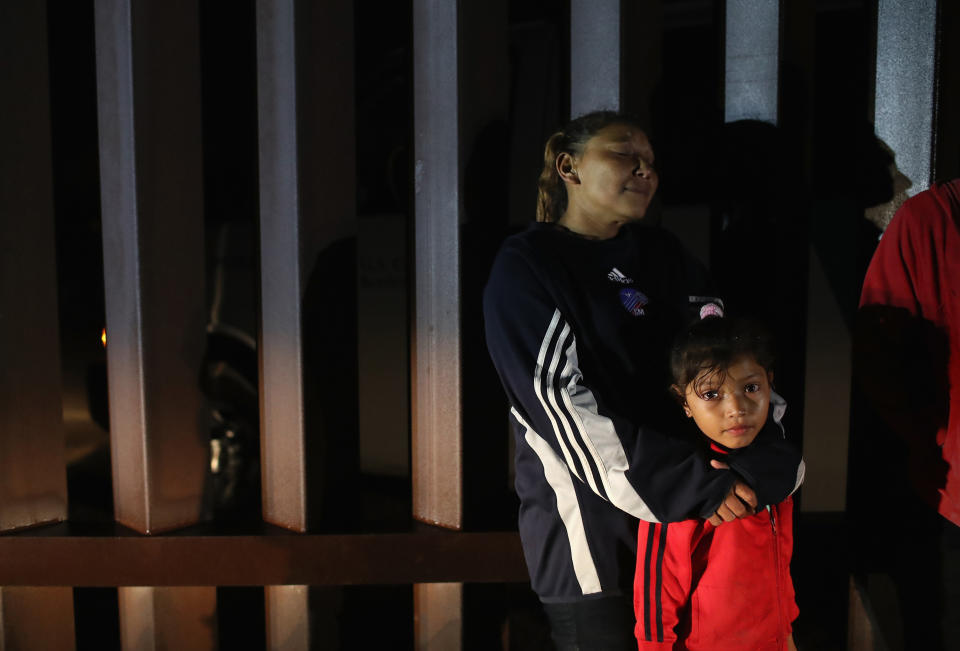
[634,316,800,650]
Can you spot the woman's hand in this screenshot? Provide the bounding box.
[707,458,758,526]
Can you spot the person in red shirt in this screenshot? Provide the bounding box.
[635,317,800,650]
[855,179,960,650]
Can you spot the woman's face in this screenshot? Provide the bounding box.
[562,123,658,232]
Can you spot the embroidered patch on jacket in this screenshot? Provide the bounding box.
[607,267,633,284]
[619,288,648,316]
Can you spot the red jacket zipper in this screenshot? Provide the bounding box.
[769,504,785,649]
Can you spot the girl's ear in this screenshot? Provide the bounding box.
[768,371,775,388]
[556,152,580,185]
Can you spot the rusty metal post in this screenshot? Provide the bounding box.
[254,0,356,533]
[0,4,75,646]
[255,0,308,535]
[725,0,780,124]
[93,0,208,535]
[256,0,355,647]
[411,0,513,645]
[0,588,76,651]
[414,584,462,651]
[264,586,309,651]
[118,587,217,651]
[95,0,212,647]
[412,0,463,533]
[411,1,465,647]
[0,0,68,535]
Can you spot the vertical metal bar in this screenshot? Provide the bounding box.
[94,0,208,534]
[264,586,309,651]
[413,0,515,642]
[255,0,307,533]
[95,1,211,645]
[725,0,780,124]
[256,0,354,646]
[117,588,153,651]
[357,216,409,477]
[0,0,68,533]
[847,577,877,651]
[934,2,958,181]
[412,2,468,644]
[414,584,462,651]
[621,1,662,127]
[0,588,76,651]
[801,247,850,511]
[412,0,463,530]
[118,587,217,651]
[570,0,621,116]
[255,0,356,533]
[874,0,938,196]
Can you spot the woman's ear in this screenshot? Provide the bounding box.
[556,152,580,185]
[768,371,775,389]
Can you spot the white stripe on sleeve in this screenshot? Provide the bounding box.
[793,459,806,494]
[535,310,659,522]
[512,408,602,595]
[769,390,804,495]
[560,341,660,522]
[533,311,582,482]
[545,322,602,496]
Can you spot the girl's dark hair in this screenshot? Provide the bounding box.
[670,317,776,400]
[536,110,648,223]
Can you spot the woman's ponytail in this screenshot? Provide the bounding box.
[536,131,566,223]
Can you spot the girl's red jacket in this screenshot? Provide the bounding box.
[634,496,797,650]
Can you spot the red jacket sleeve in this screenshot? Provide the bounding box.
[634,519,704,649]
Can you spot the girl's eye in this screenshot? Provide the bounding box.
[700,390,719,401]
[744,383,760,393]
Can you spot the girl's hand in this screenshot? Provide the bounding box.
[707,479,757,526]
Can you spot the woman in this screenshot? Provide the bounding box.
[483,111,804,649]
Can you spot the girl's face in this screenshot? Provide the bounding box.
[558,123,658,238]
[678,355,772,450]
